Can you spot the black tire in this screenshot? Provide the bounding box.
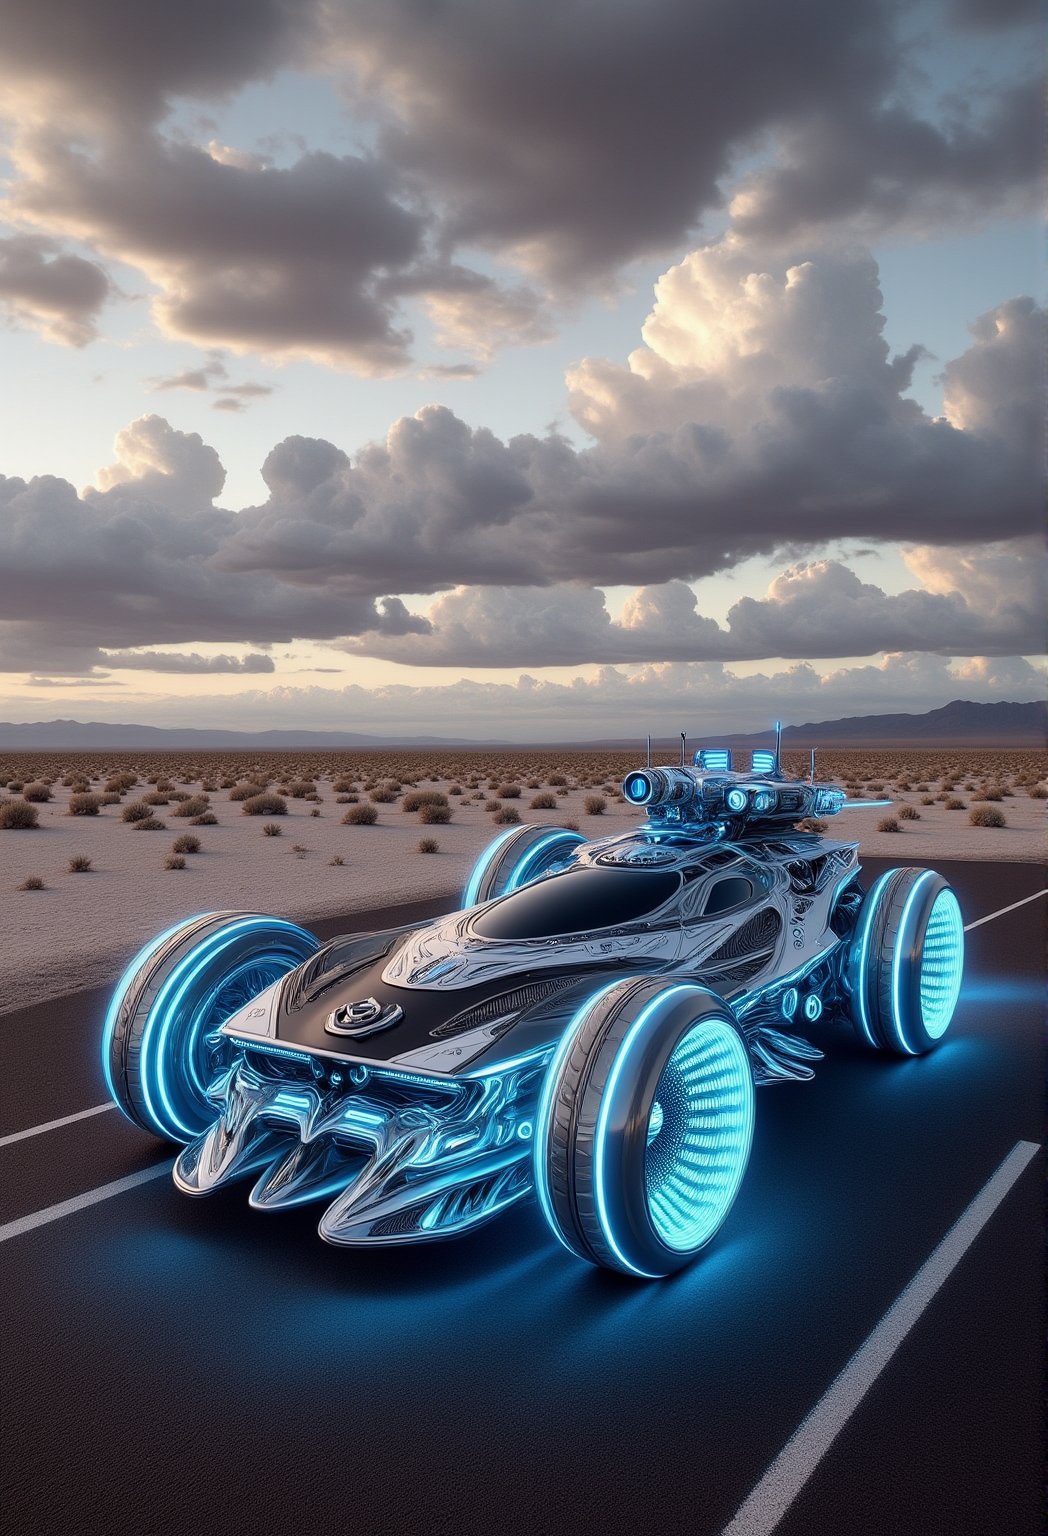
[534,978,755,1278]
[847,868,964,1056]
[463,823,584,907]
[102,911,319,1143]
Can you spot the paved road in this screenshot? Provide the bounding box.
[1,859,1043,1536]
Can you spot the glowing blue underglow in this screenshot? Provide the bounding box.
[699,749,731,772]
[101,914,213,1124]
[780,987,798,1020]
[463,826,525,907]
[236,1039,311,1063]
[751,750,776,774]
[643,1015,755,1253]
[726,787,748,813]
[920,888,963,1041]
[803,993,823,1022]
[851,870,898,1047]
[890,871,936,1055]
[533,980,621,1259]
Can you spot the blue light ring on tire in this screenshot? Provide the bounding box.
[463,827,522,907]
[889,870,937,1055]
[504,830,585,892]
[849,869,900,1048]
[919,888,963,1040]
[138,916,317,1140]
[182,951,305,1099]
[101,912,219,1124]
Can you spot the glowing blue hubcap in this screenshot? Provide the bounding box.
[644,1018,754,1252]
[919,889,964,1040]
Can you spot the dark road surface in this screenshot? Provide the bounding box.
[1,859,1043,1536]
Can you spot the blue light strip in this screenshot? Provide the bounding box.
[890,870,935,1055]
[842,799,894,809]
[463,826,523,907]
[850,870,898,1046]
[464,1044,554,1079]
[919,889,963,1040]
[533,980,621,1258]
[504,831,583,893]
[594,985,697,1278]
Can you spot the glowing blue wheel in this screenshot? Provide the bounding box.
[103,912,319,1142]
[463,824,584,907]
[848,869,964,1055]
[534,978,755,1278]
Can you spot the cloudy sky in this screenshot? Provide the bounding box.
[0,0,1042,738]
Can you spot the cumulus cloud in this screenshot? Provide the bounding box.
[0,232,111,345]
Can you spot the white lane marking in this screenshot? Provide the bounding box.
[963,887,1046,933]
[0,1161,173,1244]
[0,1101,116,1148]
[721,1139,1040,1536]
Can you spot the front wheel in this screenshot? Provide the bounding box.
[534,979,756,1278]
[848,868,964,1056]
[102,911,319,1142]
[463,823,584,907]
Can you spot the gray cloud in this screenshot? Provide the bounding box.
[0,233,111,345]
[99,650,276,674]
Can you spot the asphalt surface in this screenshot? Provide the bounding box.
[1,858,1043,1536]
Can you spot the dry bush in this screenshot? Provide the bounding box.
[483,799,501,812]
[401,790,448,812]
[172,796,209,818]
[68,854,93,872]
[130,816,166,831]
[497,783,521,799]
[191,812,218,826]
[920,796,935,805]
[944,798,966,810]
[69,793,102,815]
[449,784,463,796]
[583,794,607,816]
[99,791,122,805]
[370,788,398,803]
[969,806,1006,828]
[796,818,827,833]
[335,794,356,803]
[164,854,187,870]
[262,822,282,837]
[172,834,201,854]
[1028,784,1047,799]
[22,782,51,802]
[19,875,45,890]
[897,805,921,820]
[242,793,287,817]
[332,778,355,794]
[143,790,169,806]
[417,837,440,854]
[6,781,23,792]
[419,803,451,824]
[530,793,557,809]
[329,854,345,866]
[343,804,378,825]
[286,780,316,798]
[106,773,138,792]
[0,800,40,829]
[121,800,152,823]
[228,782,264,801]
[972,789,1003,802]
[493,806,521,825]
[877,816,901,833]
[562,819,580,832]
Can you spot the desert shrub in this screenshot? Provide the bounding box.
[556,787,570,797]
[497,783,521,799]
[877,816,901,833]
[190,812,217,826]
[287,780,316,798]
[335,794,356,803]
[419,803,451,824]
[484,799,501,812]
[164,854,187,870]
[796,818,828,833]
[143,791,169,806]
[0,799,40,829]
[530,793,557,810]
[22,782,51,802]
[449,785,463,796]
[172,834,201,854]
[228,781,264,801]
[583,794,607,816]
[343,804,378,825]
[920,796,935,806]
[1028,784,1047,799]
[310,806,321,817]
[972,789,1003,802]
[68,793,102,815]
[562,819,580,832]
[167,790,191,803]
[105,773,137,792]
[220,777,237,790]
[332,777,355,794]
[262,822,282,837]
[172,796,209,818]
[417,837,440,854]
[526,778,541,790]
[291,843,309,854]
[493,806,521,825]
[897,805,921,820]
[329,855,345,866]
[155,778,173,791]
[99,791,122,805]
[401,790,448,813]
[241,793,287,816]
[370,788,398,803]
[19,875,45,890]
[944,798,966,810]
[866,782,885,793]
[969,806,1006,828]
[6,781,23,793]
[130,816,166,830]
[68,854,93,872]
[122,800,152,823]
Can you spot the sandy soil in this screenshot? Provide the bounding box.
[0,774,1043,1014]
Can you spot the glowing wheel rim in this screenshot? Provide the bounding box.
[918,889,963,1040]
[644,1017,755,1252]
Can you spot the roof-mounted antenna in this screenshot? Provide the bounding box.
[680,731,687,767]
[773,720,782,776]
[646,733,651,768]
[809,747,816,784]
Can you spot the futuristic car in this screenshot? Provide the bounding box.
[102,736,965,1278]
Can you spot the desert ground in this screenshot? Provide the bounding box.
[0,748,1043,1012]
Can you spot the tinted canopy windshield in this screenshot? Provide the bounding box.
[472,866,681,941]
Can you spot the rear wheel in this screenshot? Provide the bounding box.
[102,911,319,1142]
[463,823,584,907]
[848,868,964,1055]
[534,979,755,1278]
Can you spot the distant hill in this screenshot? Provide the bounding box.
[0,699,1042,751]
